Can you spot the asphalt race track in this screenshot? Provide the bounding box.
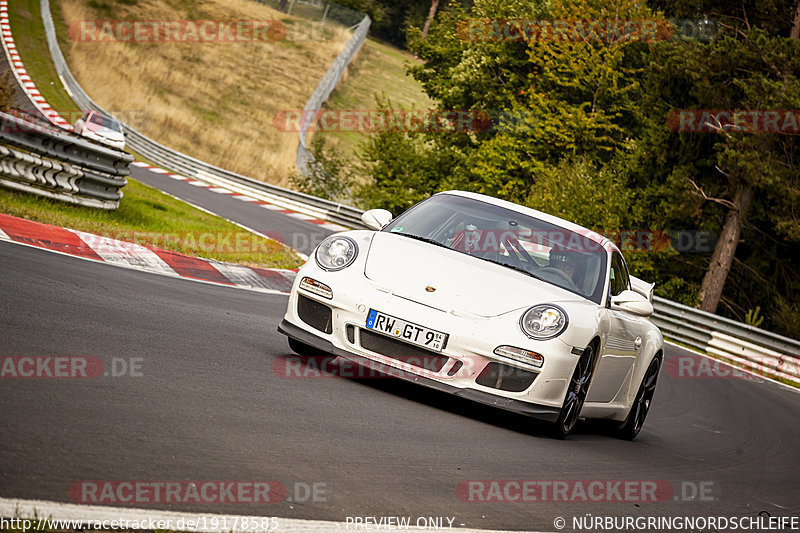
[130,165,334,256]
[1,240,799,531]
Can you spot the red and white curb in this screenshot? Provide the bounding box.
[0,213,298,294]
[0,0,72,130]
[0,498,526,533]
[131,161,348,231]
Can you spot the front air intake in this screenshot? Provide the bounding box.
[359,329,448,372]
[475,362,537,392]
[297,295,333,334]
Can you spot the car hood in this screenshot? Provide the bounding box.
[363,232,584,317]
[87,125,125,141]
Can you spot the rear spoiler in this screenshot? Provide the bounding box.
[630,275,654,303]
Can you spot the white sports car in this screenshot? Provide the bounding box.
[74,110,126,151]
[279,191,664,439]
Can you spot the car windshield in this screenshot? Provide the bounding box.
[383,194,608,303]
[89,113,122,132]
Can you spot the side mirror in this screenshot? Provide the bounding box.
[630,275,655,303]
[611,289,654,317]
[361,209,393,230]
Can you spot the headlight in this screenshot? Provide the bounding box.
[520,304,568,340]
[315,236,358,271]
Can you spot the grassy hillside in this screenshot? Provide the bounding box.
[314,38,434,168]
[10,0,431,187]
[55,0,352,186]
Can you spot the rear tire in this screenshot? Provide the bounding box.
[616,357,661,441]
[553,343,597,439]
[288,337,317,356]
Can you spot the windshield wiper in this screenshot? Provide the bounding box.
[489,259,539,279]
[469,254,547,282]
[394,232,451,250]
[394,232,545,282]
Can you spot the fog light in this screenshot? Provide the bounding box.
[299,277,332,299]
[493,345,544,368]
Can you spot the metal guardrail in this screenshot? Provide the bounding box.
[297,15,371,179]
[35,1,800,371]
[0,111,131,208]
[40,0,369,229]
[652,297,800,357]
[652,296,800,383]
[706,332,799,383]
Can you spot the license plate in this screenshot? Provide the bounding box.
[365,309,448,352]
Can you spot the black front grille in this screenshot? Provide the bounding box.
[297,295,332,334]
[359,329,448,372]
[476,362,538,392]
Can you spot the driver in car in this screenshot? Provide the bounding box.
[548,246,583,289]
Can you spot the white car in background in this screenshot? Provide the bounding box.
[279,191,664,439]
[74,110,125,150]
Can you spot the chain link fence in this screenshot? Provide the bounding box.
[296,14,371,179]
[257,0,365,27]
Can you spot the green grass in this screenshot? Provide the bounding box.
[315,38,435,165]
[0,181,302,269]
[8,0,76,117]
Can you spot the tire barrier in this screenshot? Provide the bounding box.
[0,111,130,208]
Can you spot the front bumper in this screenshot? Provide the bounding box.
[81,130,126,150]
[278,319,562,422]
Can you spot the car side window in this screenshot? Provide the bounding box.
[609,252,630,297]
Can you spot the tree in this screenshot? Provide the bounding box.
[638,1,800,315]
[389,0,653,206]
[421,0,441,38]
[334,0,471,47]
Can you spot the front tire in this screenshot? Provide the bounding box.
[553,343,596,439]
[616,356,661,441]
